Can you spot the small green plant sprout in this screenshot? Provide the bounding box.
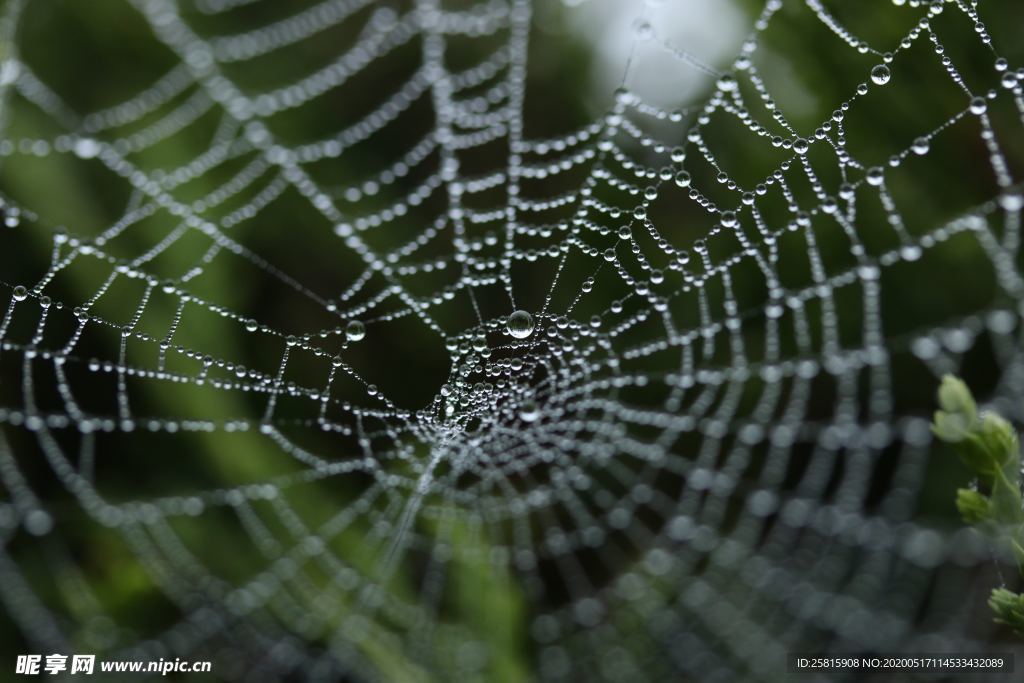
[932,375,1024,635]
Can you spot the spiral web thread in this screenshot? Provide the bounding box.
[0,0,1023,680]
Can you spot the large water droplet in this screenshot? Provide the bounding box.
[12,285,28,302]
[870,64,891,85]
[345,320,366,342]
[506,310,534,339]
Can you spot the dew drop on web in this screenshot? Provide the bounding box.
[345,320,366,342]
[871,64,891,85]
[506,310,534,339]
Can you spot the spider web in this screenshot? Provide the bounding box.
[1,0,1023,680]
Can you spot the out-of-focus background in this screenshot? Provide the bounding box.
[1,0,1024,681]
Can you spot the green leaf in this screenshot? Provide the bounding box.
[937,375,978,425]
[932,410,972,443]
[978,413,1021,469]
[989,588,1024,636]
[955,488,991,525]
